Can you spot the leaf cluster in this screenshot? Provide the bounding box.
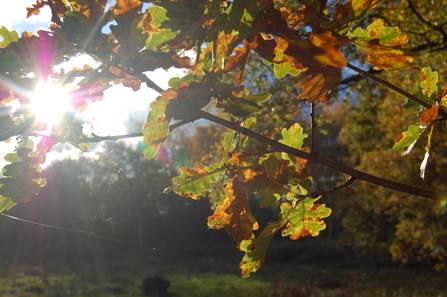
[0,0,446,276]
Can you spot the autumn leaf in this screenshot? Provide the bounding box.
[216,91,271,117]
[207,177,259,249]
[393,124,425,154]
[329,0,382,33]
[140,6,178,51]
[281,197,332,240]
[26,0,47,17]
[167,165,227,199]
[240,195,331,277]
[420,67,438,97]
[243,162,288,207]
[113,0,141,17]
[419,105,438,127]
[240,222,279,278]
[0,138,51,213]
[142,98,170,160]
[224,42,250,85]
[270,30,350,102]
[347,19,415,69]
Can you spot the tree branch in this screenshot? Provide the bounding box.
[310,102,316,154]
[346,63,447,118]
[197,110,446,200]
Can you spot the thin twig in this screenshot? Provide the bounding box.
[310,102,316,154]
[298,177,356,198]
[52,116,199,143]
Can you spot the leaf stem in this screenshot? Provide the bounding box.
[197,110,446,200]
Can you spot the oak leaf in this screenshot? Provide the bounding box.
[207,178,259,249]
[420,105,438,127]
[281,197,332,240]
[348,19,415,69]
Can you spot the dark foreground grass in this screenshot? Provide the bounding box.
[1,239,446,297]
[1,264,447,297]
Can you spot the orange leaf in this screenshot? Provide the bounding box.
[159,88,178,100]
[420,105,438,126]
[296,65,342,103]
[113,0,142,17]
[207,178,259,250]
[224,42,250,85]
[26,0,46,18]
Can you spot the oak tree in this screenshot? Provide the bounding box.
[0,0,446,277]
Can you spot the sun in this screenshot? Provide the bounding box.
[28,80,72,131]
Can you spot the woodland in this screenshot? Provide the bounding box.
[0,0,447,295]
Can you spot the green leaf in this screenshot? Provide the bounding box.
[279,123,307,149]
[348,19,407,46]
[167,165,227,199]
[280,197,332,240]
[393,124,425,153]
[168,74,194,89]
[403,90,431,109]
[216,93,271,117]
[140,6,178,51]
[240,221,279,278]
[420,67,438,97]
[0,138,50,213]
[0,197,16,213]
[142,99,170,160]
[223,130,236,152]
[272,47,305,78]
[0,26,19,47]
[278,123,308,164]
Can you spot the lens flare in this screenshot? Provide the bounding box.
[28,81,71,132]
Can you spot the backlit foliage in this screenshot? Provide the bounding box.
[0,0,446,277]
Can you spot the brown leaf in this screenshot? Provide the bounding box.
[360,45,415,70]
[296,65,342,103]
[113,0,142,17]
[224,42,250,85]
[207,178,259,250]
[113,78,140,91]
[246,34,276,62]
[26,0,46,18]
[420,105,438,126]
[159,88,178,100]
[306,31,349,68]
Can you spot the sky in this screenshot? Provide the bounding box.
[0,1,183,168]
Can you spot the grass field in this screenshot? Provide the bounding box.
[1,238,446,297]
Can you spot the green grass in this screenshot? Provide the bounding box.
[169,273,271,297]
[1,239,447,297]
[1,265,446,297]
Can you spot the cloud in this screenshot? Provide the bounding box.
[0,0,51,32]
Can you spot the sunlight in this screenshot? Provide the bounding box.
[28,80,72,132]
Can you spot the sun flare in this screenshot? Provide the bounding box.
[28,81,72,131]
